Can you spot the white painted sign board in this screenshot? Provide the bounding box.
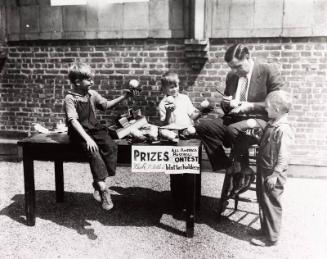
[132,146,200,174]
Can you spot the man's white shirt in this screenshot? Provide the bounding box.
[235,59,254,101]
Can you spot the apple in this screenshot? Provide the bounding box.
[200,99,210,108]
[247,118,257,128]
[166,96,175,104]
[186,126,196,135]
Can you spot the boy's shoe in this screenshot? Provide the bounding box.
[101,188,114,211]
[93,189,101,203]
[250,238,277,247]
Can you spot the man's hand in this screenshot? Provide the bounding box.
[229,102,254,115]
[221,95,232,111]
[200,99,214,114]
[221,96,240,113]
[245,128,263,143]
[265,175,277,192]
[86,137,98,153]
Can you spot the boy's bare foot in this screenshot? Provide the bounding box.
[93,190,101,203]
[101,188,114,211]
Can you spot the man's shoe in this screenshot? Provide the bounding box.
[247,228,265,237]
[250,238,277,247]
[93,189,101,203]
[101,189,114,211]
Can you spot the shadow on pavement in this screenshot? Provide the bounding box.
[197,195,260,242]
[0,187,257,241]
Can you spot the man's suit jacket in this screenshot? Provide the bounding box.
[223,62,284,120]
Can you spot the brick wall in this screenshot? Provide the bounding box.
[0,37,326,166]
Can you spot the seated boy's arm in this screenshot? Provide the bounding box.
[189,109,202,120]
[105,89,136,109]
[158,114,172,127]
[185,96,201,120]
[64,95,79,121]
[158,101,173,126]
[70,119,98,152]
[106,95,126,109]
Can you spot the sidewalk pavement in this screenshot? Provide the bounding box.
[0,161,326,259]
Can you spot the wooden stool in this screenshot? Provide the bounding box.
[218,145,258,219]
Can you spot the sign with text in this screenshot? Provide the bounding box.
[132,146,200,174]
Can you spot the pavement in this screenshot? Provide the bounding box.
[0,161,326,259]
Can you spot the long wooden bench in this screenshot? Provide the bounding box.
[18,133,202,237]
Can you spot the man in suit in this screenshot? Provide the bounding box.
[195,43,284,184]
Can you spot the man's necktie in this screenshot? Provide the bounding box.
[239,77,248,101]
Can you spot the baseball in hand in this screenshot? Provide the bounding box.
[230,99,240,108]
[186,126,196,135]
[247,118,257,128]
[129,79,140,89]
[200,99,210,108]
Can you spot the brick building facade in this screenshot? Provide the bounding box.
[0,0,327,168]
[1,37,326,166]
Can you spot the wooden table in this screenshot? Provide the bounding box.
[18,133,202,237]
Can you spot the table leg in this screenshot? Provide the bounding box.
[23,154,35,226]
[196,145,202,209]
[185,174,196,238]
[55,160,64,203]
[195,174,201,210]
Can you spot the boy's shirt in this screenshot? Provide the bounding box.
[257,115,294,176]
[64,89,110,130]
[159,93,197,127]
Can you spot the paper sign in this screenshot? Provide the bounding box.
[132,146,200,174]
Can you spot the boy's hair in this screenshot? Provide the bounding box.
[161,72,180,88]
[68,62,94,84]
[224,44,250,63]
[266,90,292,113]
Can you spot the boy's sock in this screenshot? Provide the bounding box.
[101,188,114,211]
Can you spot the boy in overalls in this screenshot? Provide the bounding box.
[64,62,137,210]
[250,90,294,246]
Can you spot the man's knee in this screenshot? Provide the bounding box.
[226,124,239,139]
[194,121,208,134]
[195,118,224,134]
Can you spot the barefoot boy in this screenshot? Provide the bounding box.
[64,62,137,210]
